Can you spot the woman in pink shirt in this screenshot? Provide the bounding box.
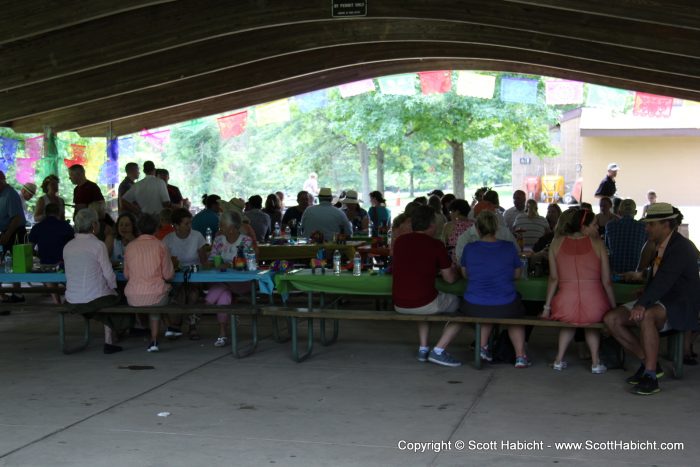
[124,213,174,352]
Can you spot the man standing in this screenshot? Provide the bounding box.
[19,182,37,225]
[245,195,271,241]
[121,161,171,216]
[281,191,311,236]
[605,199,647,273]
[156,168,184,208]
[302,172,319,203]
[604,203,700,395]
[393,205,463,367]
[69,164,105,213]
[300,188,352,241]
[118,162,140,214]
[594,163,619,199]
[0,171,27,304]
[504,189,526,230]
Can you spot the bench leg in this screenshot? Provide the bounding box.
[319,318,339,346]
[230,313,258,358]
[270,316,291,343]
[59,313,91,354]
[474,323,482,369]
[670,332,684,379]
[290,317,314,362]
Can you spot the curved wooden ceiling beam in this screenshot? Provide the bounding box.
[12,41,700,135]
[2,17,700,123]
[1,0,697,92]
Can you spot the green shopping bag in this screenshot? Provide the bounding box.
[12,243,33,273]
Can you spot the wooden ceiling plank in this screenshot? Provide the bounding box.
[3,17,700,123]
[502,0,700,31]
[2,0,699,92]
[11,41,700,134]
[0,0,176,45]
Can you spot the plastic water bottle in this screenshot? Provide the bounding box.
[353,251,362,276]
[297,222,303,238]
[245,247,257,271]
[333,249,342,276]
[205,227,212,245]
[274,222,281,238]
[284,225,291,239]
[4,251,12,273]
[368,218,374,237]
[387,229,392,247]
[519,254,529,280]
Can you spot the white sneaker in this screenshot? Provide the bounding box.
[591,363,607,374]
[147,341,160,352]
[214,337,228,347]
[552,360,568,371]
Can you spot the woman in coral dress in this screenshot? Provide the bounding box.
[541,208,616,374]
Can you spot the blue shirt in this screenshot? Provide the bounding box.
[300,202,353,242]
[605,216,647,273]
[28,216,74,264]
[0,185,25,231]
[192,208,219,239]
[461,240,521,306]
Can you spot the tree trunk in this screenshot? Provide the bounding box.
[375,145,385,193]
[357,141,370,203]
[409,171,415,197]
[449,139,465,199]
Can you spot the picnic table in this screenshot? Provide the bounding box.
[257,241,365,262]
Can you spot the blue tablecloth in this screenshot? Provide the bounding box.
[0,269,276,295]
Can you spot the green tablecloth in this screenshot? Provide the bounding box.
[274,269,641,303]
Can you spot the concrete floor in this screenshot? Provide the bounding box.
[1,297,699,467]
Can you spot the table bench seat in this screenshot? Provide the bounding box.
[261,306,684,377]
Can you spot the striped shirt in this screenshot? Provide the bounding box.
[513,214,549,248]
[63,233,117,304]
[123,234,174,306]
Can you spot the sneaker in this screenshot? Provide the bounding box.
[214,337,228,347]
[146,341,159,352]
[591,363,607,374]
[514,356,532,368]
[626,363,664,385]
[552,360,568,371]
[631,374,661,395]
[428,350,462,367]
[479,346,493,362]
[417,348,429,362]
[164,327,183,339]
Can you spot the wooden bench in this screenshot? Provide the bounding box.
[261,306,685,377]
[51,303,262,358]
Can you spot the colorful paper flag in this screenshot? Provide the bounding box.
[15,158,36,184]
[25,135,43,160]
[255,99,291,126]
[85,141,106,181]
[377,74,417,96]
[99,159,120,185]
[338,79,375,98]
[545,79,584,105]
[295,90,328,112]
[0,137,19,172]
[118,136,136,157]
[140,129,171,151]
[217,111,248,139]
[418,71,452,95]
[500,77,538,104]
[455,72,496,99]
[585,85,630,111]
[633,92,674,117]
[107,138,119,162]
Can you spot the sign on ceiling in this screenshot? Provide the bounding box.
[332,1,367,17]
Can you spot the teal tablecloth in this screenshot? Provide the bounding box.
[0,269,276,295]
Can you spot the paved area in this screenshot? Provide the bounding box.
[1,298,699,467]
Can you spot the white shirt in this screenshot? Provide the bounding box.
[455,224,518,263]
[63,233,117,304]
[122,175,170,215]
[162,230,206,266]
[503,206,525,230]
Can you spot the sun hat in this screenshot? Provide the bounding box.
[642,202,678,222]
[22,182,37,196]
[341,190,362,204]
[607,163,620,171]
[318,187,333,198]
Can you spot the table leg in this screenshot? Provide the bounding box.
[474,323,482,369]
[59,313,91,354]
[291,317,313,362]
[319,318,339,346]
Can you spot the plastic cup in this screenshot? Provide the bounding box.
[213,255,223,268]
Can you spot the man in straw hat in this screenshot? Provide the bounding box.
[300,187,352,242]
[604,203,700,395]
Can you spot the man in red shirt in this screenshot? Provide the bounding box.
[68,164,105,213]
[393,205,462,367]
